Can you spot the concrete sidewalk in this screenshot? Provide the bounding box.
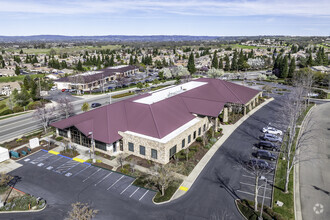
[171,97,274,201]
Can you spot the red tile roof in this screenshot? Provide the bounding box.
[51,78,260,144]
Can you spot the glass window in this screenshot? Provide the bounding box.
[203,124,206,132]
[128,142,134,152]
[188,135,191,143]
[58,129,68,138]
[198,127,201,136]
[169,145,177,158]
[193,131,196,139]
[140,145,145,155]
[95,140,106,151]
[151,149,157,159]
[182,139,185,148]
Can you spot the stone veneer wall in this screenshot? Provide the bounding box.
[119,116,210,164]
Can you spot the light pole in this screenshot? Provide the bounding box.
[108,93,112,104]
[259,176,268,220]
[88,131,95,163]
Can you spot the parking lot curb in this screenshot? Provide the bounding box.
[0,203,47,214]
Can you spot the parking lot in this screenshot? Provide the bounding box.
[18,150,156,204]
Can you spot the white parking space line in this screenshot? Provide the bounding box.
[130,188,139,198]
[83,168,101,182]
[237,190,271,200]
[95,172,112,186]
[240,182,272,190]
[107,176,124,190]
[54,160,77,173]
[242,175,273,183]
[30,154,53,164]
[72,165,91,177]
[139,190,149,201]
[24,158,30,162]
[120,182,133,195]
[44,156,63,166]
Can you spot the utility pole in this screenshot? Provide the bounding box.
[259,176,268,220]
[88,131,95,163]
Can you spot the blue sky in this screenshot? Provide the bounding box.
[0,0,329,36]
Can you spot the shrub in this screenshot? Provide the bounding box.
[196,137,202,142]
[16,138,23,142]
[27,101,42,110]
[204,143,212,149]
[209,138,217,144]
[55,136,63,141]
[189,145,198,152]
[13,106,24,113]
[120,168,130,175]
[0,104,6,110]
[0,109,13,116]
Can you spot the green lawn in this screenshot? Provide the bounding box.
[0,97,9,114]
[0,74,44,83]
[327,93,330,99]
[112,92,135,99]
[230,44,269,50]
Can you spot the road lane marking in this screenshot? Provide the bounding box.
[120,182,133,194]
[130,188,139,198]
[83,168,101,182]
[139,190,149,201]
[95,172,112,186]
[107,176,124,190]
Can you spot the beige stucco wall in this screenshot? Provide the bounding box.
[119,116,210,164]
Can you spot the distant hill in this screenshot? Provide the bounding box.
[0,35,223,42]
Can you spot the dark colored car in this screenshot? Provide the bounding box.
[255,150,277,161]
[248,159,274,171]
[91,103,102,108]
[256,141,280,152]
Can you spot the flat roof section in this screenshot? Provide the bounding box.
[134,81,208,105]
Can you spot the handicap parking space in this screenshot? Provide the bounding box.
[19,150,156,204]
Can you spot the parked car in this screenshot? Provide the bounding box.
[61,89,67,92]
[254,150,277,161]
[260,133,282,143]
[256,141,280,151]
[262,126,283,135]
[91,103,102,108]
[248,159,274,171]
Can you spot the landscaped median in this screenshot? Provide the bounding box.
[0,173,47,213]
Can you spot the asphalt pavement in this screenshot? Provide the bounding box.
[1,94,289,220]
[299,102,330,220]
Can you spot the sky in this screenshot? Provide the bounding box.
[0,0,329,36]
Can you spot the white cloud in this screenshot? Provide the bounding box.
[0,0,329,17]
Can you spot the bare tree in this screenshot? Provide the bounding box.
[116,153,125,169]
[66,202,98,220]
[262,85,272,98]
[81,102,90,112]
[129,159,136,173]
[58,97,74,119]
[236,159,272,211]
[184,147,190,161]
[148,164,175,196]
[34,105,55,134]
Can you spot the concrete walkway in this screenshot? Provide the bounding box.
[171,97,274,200]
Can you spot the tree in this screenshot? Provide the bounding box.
[231,51,238,71]
[207,68,224,79]
[15,66,20,75]
[116,153,125,169]
[288,57,296,78]
[187,53,196,74]
[34,106,55,134]
[211,51,218,69]
[136,82,143,89]
[0,172,12,187]
[14,88,31,107]
[172,66,190,80]
[67,202,98,220]
[58,97,74,119]
[280,56,288,78]
[148,164,175,196]
[162,68,172,79]
[81,102,90,112]
[218,58,223,69]
[224,55,230,71]
[129,55,134,65]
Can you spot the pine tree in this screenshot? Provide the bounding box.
[129,56,134,65]
[218,58,223,69]
[20,49,24,54]
[288,57,295,78]
[187,53,196,74]
[15,65,20,75]
[231,51,238,71]
[211,51,218,69]
[280,56,288,78]
[76,60,84,71]
[224,55,230,71]
[307,52,313,66]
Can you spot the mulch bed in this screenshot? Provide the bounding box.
[1,133,43,150]
[92,162,113,171]
[10,143,57,160]
[125,155,160,168]
[95,151,114,160]
[60,149,79,158]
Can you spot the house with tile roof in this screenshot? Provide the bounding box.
[51,78,262,164]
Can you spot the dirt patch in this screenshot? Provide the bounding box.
[125,155,160,168]
[60,149,79,158]
[0,186,25,204]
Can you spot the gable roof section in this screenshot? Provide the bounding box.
[51,78,260,144]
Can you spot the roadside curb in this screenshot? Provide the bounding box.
[0,203,47,214]
[162,97,274,203]
[294,104,316,220]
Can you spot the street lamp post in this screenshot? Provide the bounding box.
[259,176,268,220]
[88,131,95,163]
